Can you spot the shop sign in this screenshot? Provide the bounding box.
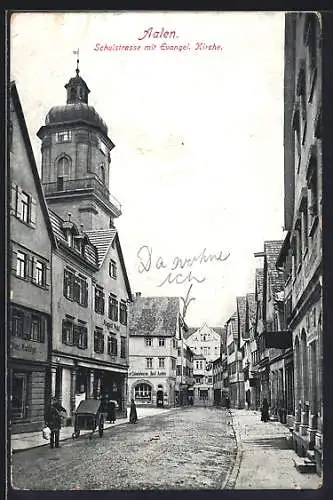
[129,370,167,377]
[10,338,46,360]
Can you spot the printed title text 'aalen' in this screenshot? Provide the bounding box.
[138,27,177,41]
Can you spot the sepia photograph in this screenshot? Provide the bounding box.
[7,10,323,491]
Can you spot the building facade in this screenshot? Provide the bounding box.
[128,295,180,408]
[281,12,322,473]
[9,82,56,433]
[175,334,194,406]
[225,312,244,408]
[37,65,132,420]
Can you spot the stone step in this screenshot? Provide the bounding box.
[293,457,317,474]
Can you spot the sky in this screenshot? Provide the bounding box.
[10,11,286,327]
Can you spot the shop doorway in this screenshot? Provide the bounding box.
[156,389,164,407]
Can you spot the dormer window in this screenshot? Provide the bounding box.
[56,130,72,143]
[67,231,73,247]
[74,237,82,253]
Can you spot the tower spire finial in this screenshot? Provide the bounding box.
[73,48,80,75]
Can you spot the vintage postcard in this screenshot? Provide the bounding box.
[8,10,323,491]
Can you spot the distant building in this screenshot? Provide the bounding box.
[175,329,194,406]
[9,82,56,433]
[240,293,257,410]
[185,323,223,406]
[280,12,322,474]
[226,312,244,408]
[128,295,181,408]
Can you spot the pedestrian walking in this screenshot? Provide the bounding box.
[225,396,230,410]
[45,397,67,448]
[129,398,138,424]
[261,398,270,422]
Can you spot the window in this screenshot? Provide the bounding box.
[99,164,106,184]
[57,156,70,191]
[176,365,181,376]
[120,301,127,326]
[11,310,24,338]
[63,270,88,307]
[108,294,118,321]
[11,372,28,420]
[297,64,307,144]
[135,383,152,401]
[76,325,88,349]
[159,338,165,347]
[307,154,318,232]
[94,329,104,354]
[158,358,165,369]
[146,358,153,369]
[177,348,181,356]
[16,251,27,279]
[30,315,45,342]
[99,138,108,156]
[34,260,46,287]
[292,110,301,173]
[120,337,126,358]
[109,260,117,279]
[107,336,118,356]
[172,338,177,349]
[171,358,176,370]
[145,337,153,347]
[56,131,72,143]
[62,319,74,346]
[95,287,105,315]
[21,192,30,223]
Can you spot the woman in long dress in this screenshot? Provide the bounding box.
[129,399,138,424]
[261,398,270,422]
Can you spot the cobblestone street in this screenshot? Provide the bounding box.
[11,407,236,490]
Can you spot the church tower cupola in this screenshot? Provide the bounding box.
[37,54,121,231]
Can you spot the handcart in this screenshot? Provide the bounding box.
[72,398,105,439]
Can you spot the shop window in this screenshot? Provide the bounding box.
[158,357,165,369]
[159,338,165,347]
[135,383,152,401]
[120,301,127,325]
[109,259,117,279]
[11,372,29,420]
[107,336,118,356]
[108,294,118,321]
[146,357,153,369]
[120,337,126,358]
[95,287,105,315]
[94,329,105,354]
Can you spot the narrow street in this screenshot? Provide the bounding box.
[11,407,236,490]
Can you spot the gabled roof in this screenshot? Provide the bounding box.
[85,228,117,267]
[10,81,56,248]
[246,293,256,328]
[113,232,132,301]
[184,324,225,340]
[237,296,247,340]
[255,268,264,301]
[128,296,180,337]
[264,240,285,297]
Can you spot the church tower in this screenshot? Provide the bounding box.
[37,61,121,230]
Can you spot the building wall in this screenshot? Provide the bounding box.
[9,88,53,433]
[128,336,177,407]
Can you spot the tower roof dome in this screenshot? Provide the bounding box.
[45,102,108,135]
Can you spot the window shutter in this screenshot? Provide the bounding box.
[83,281,88,307]
[45,265,50,289]
[30,197,37,227]
[31,257,36,283]
[16,187,22,219]
[74,325,80,346]
[23,312,31,340]
[26,256,32,280]
[11,249,17,273]
[63,271,68,297]
[62,320,68,344]
[40,316,46,343]
[11,184,18,215]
